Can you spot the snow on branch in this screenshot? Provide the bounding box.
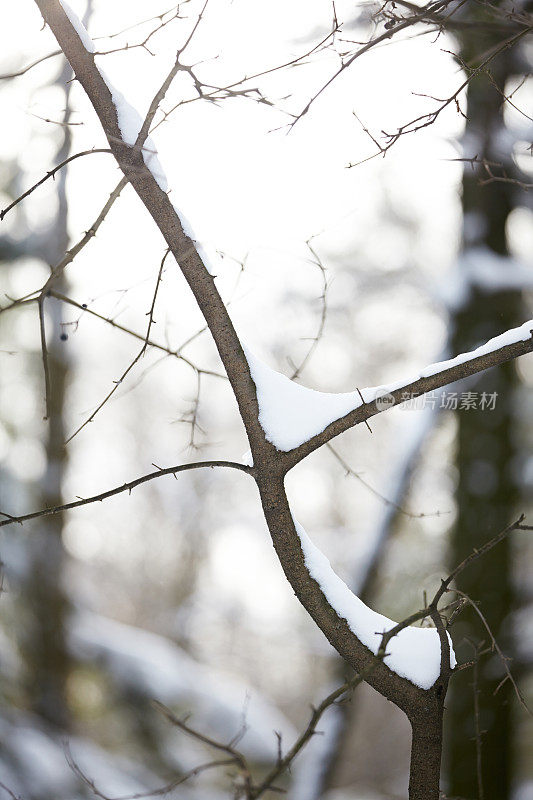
[244,347,362,452]
[58,0,95,52]
[59,0,167,190]
[245,320,533,457]
[293,518,455,690]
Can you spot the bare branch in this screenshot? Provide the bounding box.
[37,293,52,420]
[152,701,254,797]
[0,5,184,80]
[0,148,111,221]
[347,24,533,166]
[65,741,235,800]
[250,672,366,798]
[48,290,225,378]
[454,589,531,716]
[326,442,446,519]
[0,782,23,800]
[431,515,533,609]
[289,238,329,380]
[64,247,195,442]
[0,49,62,80]
[35,176,129,417]
[141,247,170,356]
[0,460,253,528]
[289,0,456,130]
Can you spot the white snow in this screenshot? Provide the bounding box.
[173,205,221,276]
[58,0,95,53]
[245,320,533,451]
[96,67,170,193]
[418,319,533,378]
[294,518,455,690]
[244,347,363,451]
[57,0,169,192]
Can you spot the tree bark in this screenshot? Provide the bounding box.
[409,699,444,800]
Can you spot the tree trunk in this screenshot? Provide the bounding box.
[447,9,525,798]
[409,701,444,800]
[20,60,73,729]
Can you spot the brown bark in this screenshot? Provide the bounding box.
[409,698,444,800]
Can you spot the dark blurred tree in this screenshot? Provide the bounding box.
[446,7,531,799]
[19,60,73,730]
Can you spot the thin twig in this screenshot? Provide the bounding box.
[64,247,195,442]
[250,672,366,798]
[0,460,253,528]
[141,248,170,356]
[35,176,129,418]
[289,238,329,380]
[0,148,111,221]
[37,294,52,419]
[47,291,225,378]
[327,443,443,519]
[0,782,23,800]
[65,741,235,800]
[454,589,531,716]
[152,701,254,797]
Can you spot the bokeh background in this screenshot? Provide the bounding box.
[0,1,532,798]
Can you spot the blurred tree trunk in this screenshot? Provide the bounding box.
[446,11,526,799]
[19,61,73,729]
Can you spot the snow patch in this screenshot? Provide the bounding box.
[58,1,95,53]
[244,347,363,451]
[172,205,221,276]
[294,518,455,690]
[96,68,169,193]
[245,321,533,451]
[419,319,533,378]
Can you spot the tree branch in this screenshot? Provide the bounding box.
[283,328,533,469]
[0,148,111,221]
[0,460,253,528]
[47,290,226,378]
